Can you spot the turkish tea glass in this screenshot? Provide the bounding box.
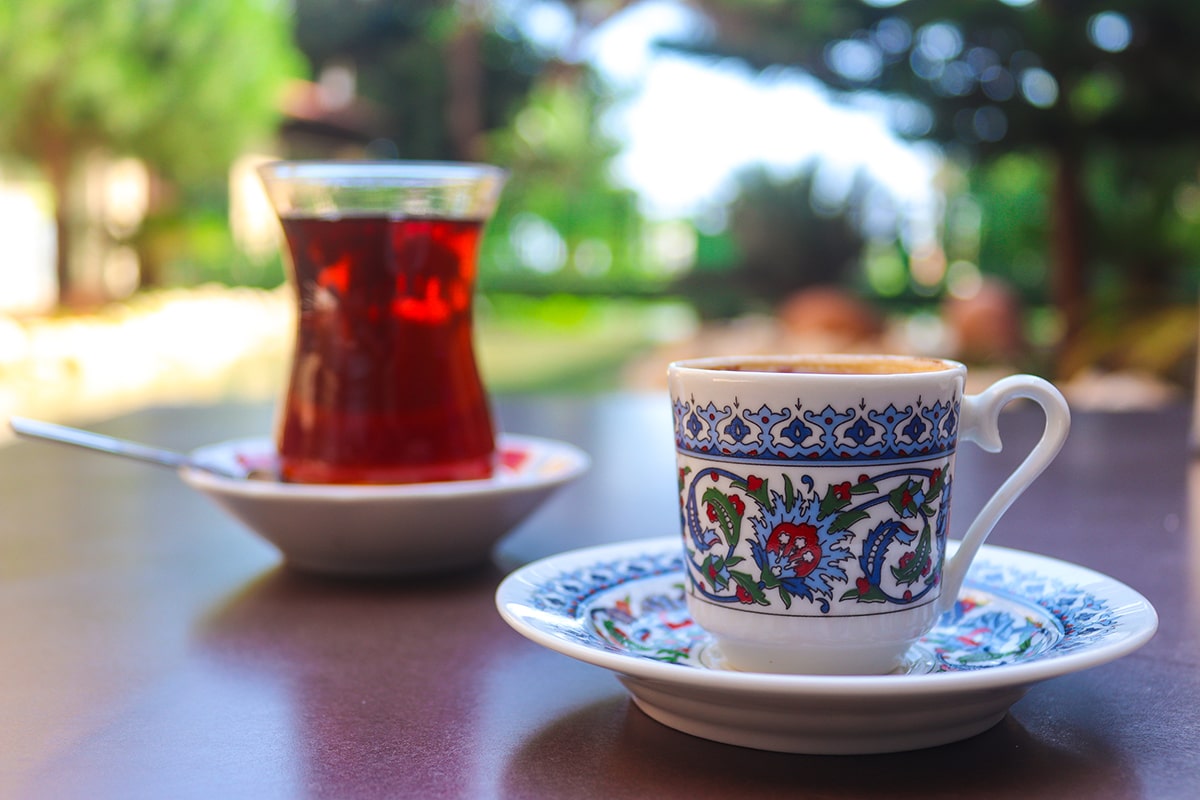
[258,161,507,484]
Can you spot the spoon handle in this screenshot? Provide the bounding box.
[9,416,195,472]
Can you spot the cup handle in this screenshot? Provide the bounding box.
[938,375,1071,614]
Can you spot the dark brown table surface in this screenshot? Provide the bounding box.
[1,394,1197,799]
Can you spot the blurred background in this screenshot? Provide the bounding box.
[1,0,1196,427]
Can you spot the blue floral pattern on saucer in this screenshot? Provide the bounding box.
[529,546,1119,673]
[499,537,1157,754]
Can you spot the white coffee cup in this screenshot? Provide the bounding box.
[668,354,1070,675]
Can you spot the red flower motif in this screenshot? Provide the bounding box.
[922,557,932,576]
[856,577,871,595]
[858,474,869,484]
[930,467,942,485]
[765,522,822,578]
[832,481,852,501]
[899,551,915,570]
[736,584,753,604]
[901,489,914,507]
[706,503,718,522]
[747,475,764,492]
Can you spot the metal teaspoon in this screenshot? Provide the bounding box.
[7,417,265,480]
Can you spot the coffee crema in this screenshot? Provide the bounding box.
[706,356,951,375]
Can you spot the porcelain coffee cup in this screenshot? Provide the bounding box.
[668,354,1070,675]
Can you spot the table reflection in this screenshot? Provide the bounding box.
[198,565,516,797]
[1187,462,1200,622]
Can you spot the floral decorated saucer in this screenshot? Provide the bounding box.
[496,536,1157,755]
[181,435,588,576]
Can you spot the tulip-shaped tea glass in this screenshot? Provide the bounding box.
[258,161,506,484]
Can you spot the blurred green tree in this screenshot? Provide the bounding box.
[289,2,647,293]
[0,0,301,305]
[290,0,545,160]
[677,0,1200,363]
[481,66,647,291]
[676,167,868,317]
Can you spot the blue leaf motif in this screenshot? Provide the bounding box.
[845,417,876,446]
[943,406,958,438]
[902,413,927,442]
[723,415,751,443]
[780,417,812,446]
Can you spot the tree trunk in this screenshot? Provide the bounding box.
[44,146,74,309]
[1050,144,1088,376]
[445,9,484,161]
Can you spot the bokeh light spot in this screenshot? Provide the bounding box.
[1088,12,1133,53]
[973,106,1008,142]
[917,23,964,62]
[826,39,883,83]
[1021,68,1060,108]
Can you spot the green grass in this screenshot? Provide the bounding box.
[475,294,691,392]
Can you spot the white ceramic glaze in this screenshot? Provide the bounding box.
[181,434,588,576]
[496,537,1157,755]
[667,354,1070,674]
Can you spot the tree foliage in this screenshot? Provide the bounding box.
[290,0,545,160]
[686,0,1200,155]
[676,0,1200,357]
[481,68,646,288]
[286,2,648,291]
[0,0,300,176]
[0,0,302,302]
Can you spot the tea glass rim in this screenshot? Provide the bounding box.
[256,159,508,186]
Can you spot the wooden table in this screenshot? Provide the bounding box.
[1,395,1196,799]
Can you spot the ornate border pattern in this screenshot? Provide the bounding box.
[672,396,960,463]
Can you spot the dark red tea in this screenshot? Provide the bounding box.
[277,215,494,484]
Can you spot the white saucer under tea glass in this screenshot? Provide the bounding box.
[182,434,588,576]
[8,417,588,577]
